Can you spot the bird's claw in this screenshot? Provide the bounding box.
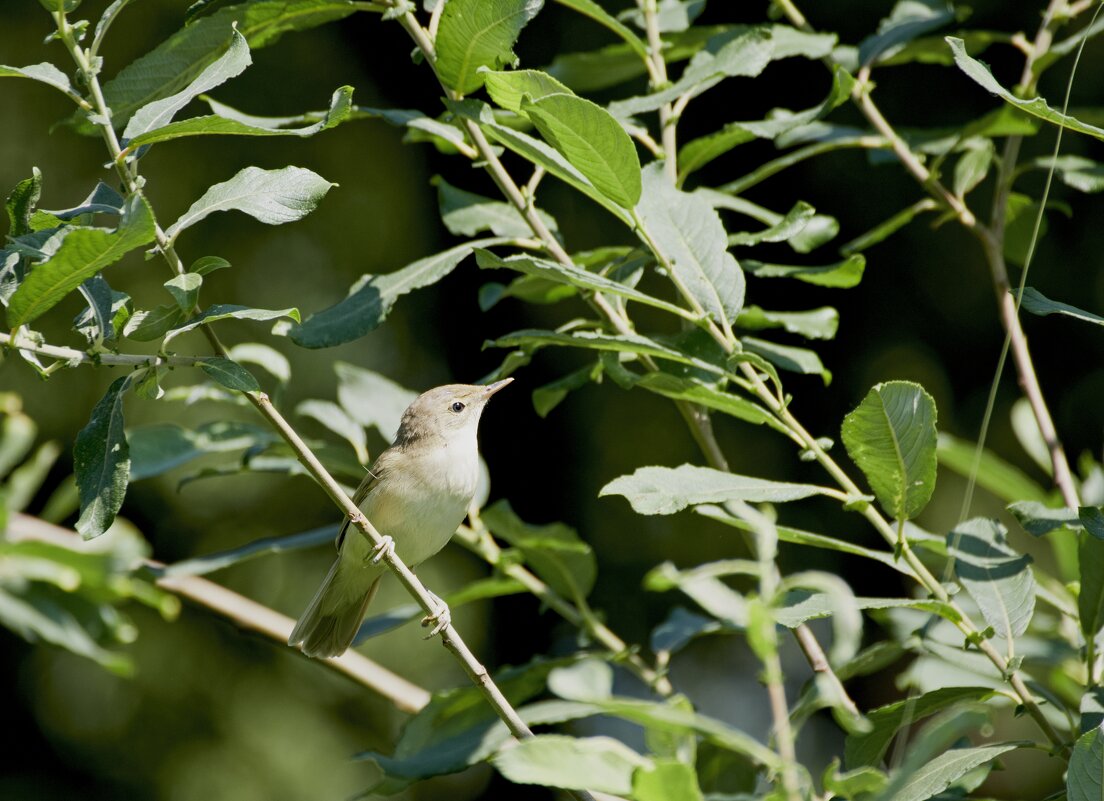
[367,535,395,565]
[421,590,451,639]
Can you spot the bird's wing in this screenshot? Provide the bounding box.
[335,465,382,551]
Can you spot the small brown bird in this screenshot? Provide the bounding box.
[289,379,512,658]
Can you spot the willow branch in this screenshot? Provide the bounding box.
[7,513,430,713]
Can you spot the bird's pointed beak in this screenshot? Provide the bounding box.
[484,377,514,397]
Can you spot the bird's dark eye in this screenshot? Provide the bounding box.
[451,401,465,413]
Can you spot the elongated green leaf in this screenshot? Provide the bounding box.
[482,500,596,601]
[435,177,555,238]
[492,734,647,794]
[845,686,994,768]
[198,357,260,392]
[476,249,686,316]
[948,518,1034,639]
[634,760,703,801]
[1007,501,1079,537]
[483,69,573,113]
[227,342,290,384]
[488,328,725,376]
[842,381,938,520]
[290,240,501,349]
[95,0,358,133]
[531,363,597,417]
[743,337,831,384]
[630,371,782,430]
[937,432,1047,503]
[948,37,1104,142]
[600,464,834,515]
[1067,725,1103,801]
[128,421,273,481]
[636,164,744,325]
[1019,286,1104,327]
[296,399,368,465]
[735,305,838,340]
[435,0,544,95]
[0,62,74,98]
[448,99,631,223]
[859,1,954,66]
[727,202,815,247]
[5,168,44,238]
[126,86,355,148]
[335,363,417,440]
[162,304,300,346]
[742,254,865,288]
[840,199,938,256]
[74,377,130,539]
[610,26,774,117]
[355,106,470,152]
[884,743,1024,801]
[551,0,649,60]
[1080,535,1104,641]
[522,93,641,209]
[165,166,334,241]
[7,195,155,328]
[124,304,183,342]
[123,28,251,142]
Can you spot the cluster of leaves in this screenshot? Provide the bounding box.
[3,0,1104,799]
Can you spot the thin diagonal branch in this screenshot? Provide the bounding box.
[7,513,430,713]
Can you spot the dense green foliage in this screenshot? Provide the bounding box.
[3,1,1104,799]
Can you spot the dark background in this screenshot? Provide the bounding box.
[1,1,1102,799]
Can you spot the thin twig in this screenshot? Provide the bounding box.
[7,513,430,713]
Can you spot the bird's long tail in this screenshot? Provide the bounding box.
[288,559,381,658]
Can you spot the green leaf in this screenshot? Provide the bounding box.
[743,337,831,384]
[840,199,938,256]
[726,201,815,247]
[953,138,995,197]
[531,363,597,418]
[883,743,1024,801]
[123,304,183,342]
[859,1,955,66]
[1007,501,1079,537]
[73,274,130,346]
[122,28,251,142]
[948,518,1035,638]
[1034,155,1104,194]
[550,0,649,60]
[522,93,641,209]
[5,168,44,238]
[1019,286,1104,328]
[435,0,544,95]
[7,194,156,328]
[0,62,74,99]
[600,464,835,515]
[476,250,687,317]
[164,272,201,313]
[190,255,231,276]
[334,363,417,440]
[629,371,782,430]
[1080,535,1104,642]
[95,0,358,133]
[937,432,1048,504]
[491,734,648,794]
[742,254,865,288]
[162,304,300,346]
[636,165,744,325]
[198,357,260,392]
[482,500,596,601]
[633,760,704,801]
[128,421,273,480]
[164,166,335,241]
[1067,724,1104,801]
[435,177,556,238]
[226,342,290,384]
[356,106,470,153]
[125,85,356,148]
[290,240,493,349]
[74,377,130,539]
[841,381,938,520]
[487,328,726,377]
[482,68,573,113]
[610,26,774,117]
[296,399,368,464]
[948,37,1104,142]
[735,305,838,340]
[448,99,631,223]
[679,65,854,180]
